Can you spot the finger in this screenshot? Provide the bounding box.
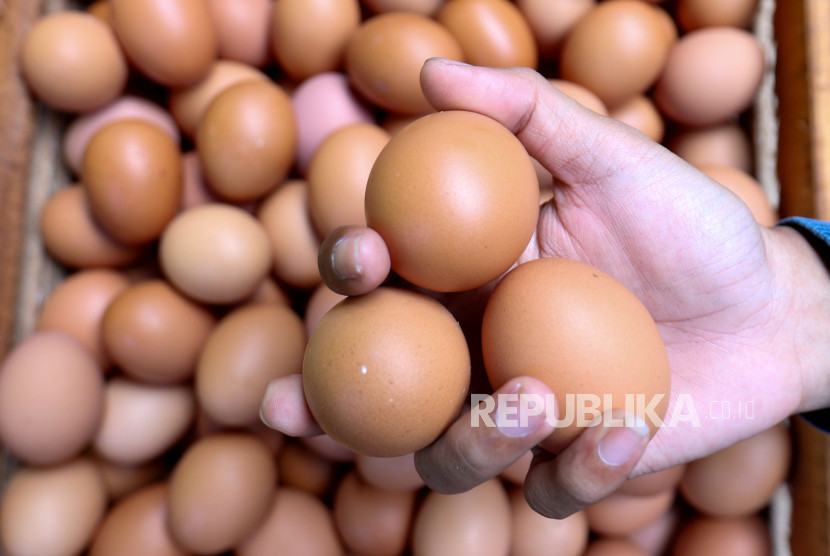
[260,373,324,437]
[524,409,651,519]
[415,376,557,495]
[318,225,392,296]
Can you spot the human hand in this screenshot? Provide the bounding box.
[261,59,830,518]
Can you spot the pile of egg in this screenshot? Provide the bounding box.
[0,0,789,554]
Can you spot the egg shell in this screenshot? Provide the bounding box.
[110,0,218,87]
[365,110,540,293]
[159,203,273,305]
[698,163,778,226]
[196,302,306,427]
[675,0,759,31]
[679,423,790,517]
[481,258,671,453]
[549,79,609,115]
[671,514,771,556]
[609,94,666,143]
[0,458,107,556]
[93,377,196,465]
[412,478,511,556]
[0,331,104,465]
[345,12,464,114]
[515,0,594,58]
[303,283,347,338]
[278,440,339,497]
[206,0,273,67]
[236,487,345,556]
[354,451,425,492]
[302,286,471,457]
[584,488,676,536]
[667,122,754,172]
[167,433,277,554]
[271,0,361,82]
[308,123,391,238]
[257,180,323,290]
[333,470,417,556]
[82,119,183,246]
[584,538,650,556]
[89,483,188,556]
[436,0,538,69]
[101,279,216,384]
[20,11,127,113]
[509,487,589,556]
[361,0,445,16]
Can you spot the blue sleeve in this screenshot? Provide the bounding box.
[777,216,830,431]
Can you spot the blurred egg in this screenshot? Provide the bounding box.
[236,487,345,556]
[610,94,666,143]
[196,302,306,427]
[515,0,594,58]
[618,464,686,497]
[93,377,196,465]
[159,203,273,305]
[167,433,277,554]
[654,27,764,127]
[247,276,292,306]
[671,514,770,556]
[89,483,188,556]
[354,451,425,492]
[365,110,539,292]
[585,488,676,536]
[302,434,356,463]
[304,283,347,338]
[197,80,297,202]
[0,331,104,465]
[271,0,361,81]
[303,287,470,457]
[87,0,111,23]
[36,267,131,368]
[667,122,753,172]
[481,258,671,453]
[628,503,682,556]
[509,487,589,556]
[257,179,323,289]
[412,478,511,556]
[278,440,339,496]
[82,119,183,246]
[308,123,391,238]
[550,78,609,115]
[95,457,168,502]
[333,470,417,556]
[206,0,273,67]
[0,458,107,556]
[436,0,538,68]
[20,10,127,112]
[500,449,533,485]
[345,12,464,114]
[110,0,217,87]
[362,0,445,15]
[584,538,650,556]
[698,163,777,226]
[101,279,216,383]
[676,0,759,31]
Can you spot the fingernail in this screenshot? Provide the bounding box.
[332,235,362,279]
[434,57,471,68]
[495,383,548,439]
[596,411,651,467]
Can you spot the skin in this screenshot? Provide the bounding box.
[261,59,830,519]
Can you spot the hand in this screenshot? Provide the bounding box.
[261,59,830,518]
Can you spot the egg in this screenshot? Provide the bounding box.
[666,122,754,172]
[166,433,277,554]
[365,110,540,292]
[278,440,339,497]
[550,79,609,115]
[303,283,347,338]
[609,94,666,143]
[500,449,533,485]
[697,163,778,226]
[0,331,104,465]
[20,10,128,113]
[585,488,676,536]
[206,0,273,67]
[584,538,650,556]
[671,514,771,556]
[302,434,357,463]
[514,0,594,58]
[302,286,471,457]
[95,458,168,502]
[362,0,445,16]
[354,451,425,492]
[617,464,686,497]
[509,487,589,556]
[675,0,759,31]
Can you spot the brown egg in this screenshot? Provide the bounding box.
[101,279,216,383]
[196,302,306,426]
[0,458,107,556]
[365,110,540,293]
[354,451,425,492]
[0,331,104,465]
[560,1,672,109]
[628,504,682,556]
[671,514,770,556]
[168,59,269,138]
[206,0,273,67]
[36,268,131,368]
[246,276,293,306]
[257,180,323,290]
[20,11,127,112]
[302,434,357,463]
[412,478,511,556]
[278,440,339,496]
[679,423,790,517]
[585,489,676,536]
[110,0,217,87]
[167,433,277,554]
[654,27,764,127]
[676,0,759,31]
[89,483,188,556]
[308,123,391,238]
[39,185,145,268]
[584,538,650,556]
[237,487,345,556]
[698,164,777,226]
[304,283,347,338]
[158,203,273,305]
[510,488,589,556]
[271,0,361,81]
[345,12,464,114]
[303,287,471,457]
[549,79,609,115]
[93,377,196,465]
[362,0,445,15]
[87,0,111,23]
[667,122,753,172]
[618,464,686,497]
[82,120,182,246]
[436,0,538,68]
[481,258,671,453]
[610,94,666,143]
[500,449,533,485]
[515,0,594,58]
[333,470,417,556]
[95,457,168,502]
